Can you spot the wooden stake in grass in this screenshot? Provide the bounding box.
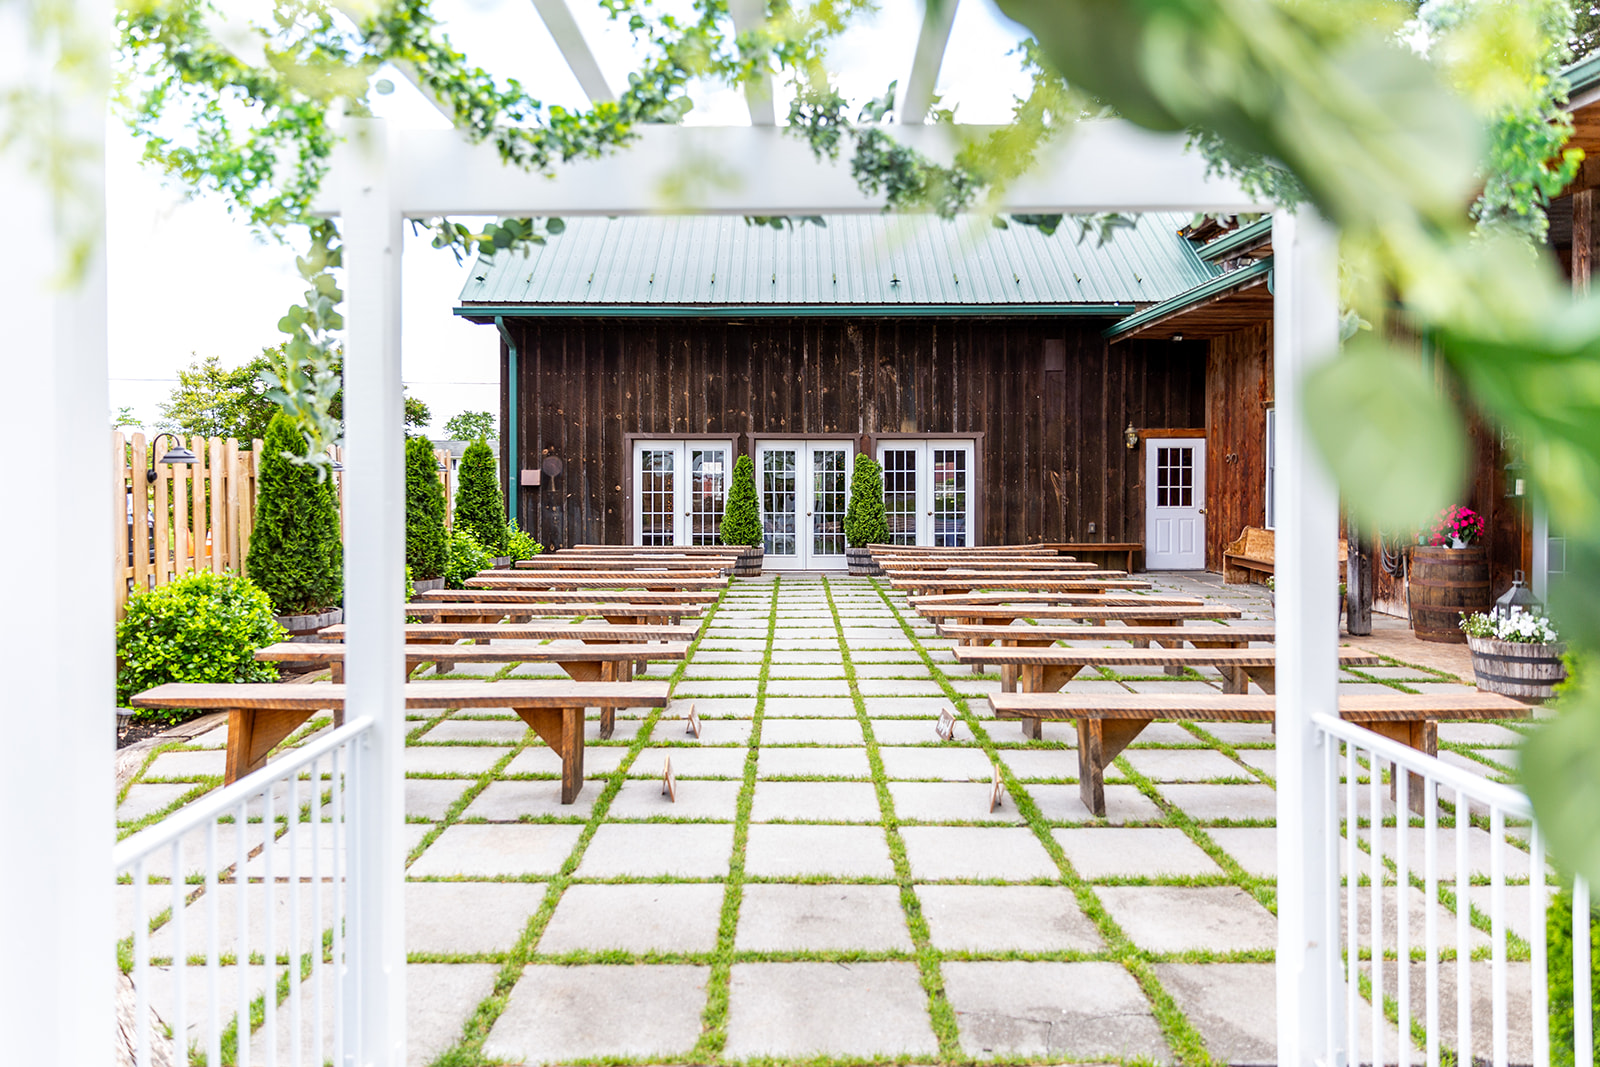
[686,703,701,738]
[990,763,1005,812]
[936,707,957,742]
[662,754,676,802]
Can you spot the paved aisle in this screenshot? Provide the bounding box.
[116,577,1536,1065]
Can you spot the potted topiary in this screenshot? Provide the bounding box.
[844,453,888,576]
[720,453,764,576]
[405,434,449,593]
[246,411,344,634]
[456,437,509,567]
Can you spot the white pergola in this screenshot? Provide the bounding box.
[2,1,1344,1062]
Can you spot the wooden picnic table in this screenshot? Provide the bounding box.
[425,588,718,606]
[881,559,1112,571]
[911,596,1206,621]
[131,680,670,799]
[404,602,699,625]
[868,543,1059,555]
[465,574,728,591]
[319,622,698,644]
[987,691,1530,817]
[891,576,1144,596]
[568,544,745,554]
[909,590,1157,606]
[513,557,731,574]
[936,623,1273,648]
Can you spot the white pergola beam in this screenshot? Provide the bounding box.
[531,0,615,105]
[902,0,959,124]
[728,0,776,126]
[314,121,1269,218]
[2,0,113,1061]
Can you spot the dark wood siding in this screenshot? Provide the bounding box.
[506,317,1205,550]
[1204,323,1274,570]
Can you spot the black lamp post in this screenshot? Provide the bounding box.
[146,433,199,483]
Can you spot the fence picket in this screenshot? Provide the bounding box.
[208,436,225,573]
[114,432,128,618]
[172,443,189,577]
[188,435,205,572]
[131,433,151,599]
[153,451,171,590]
[225,439,241,572]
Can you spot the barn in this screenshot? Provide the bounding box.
[455,212,1279,571]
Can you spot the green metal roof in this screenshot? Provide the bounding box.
[1566,50,1600,97]
[456,213,1216,313]
[1102,258,1272,340]
[1195,217,1272,261]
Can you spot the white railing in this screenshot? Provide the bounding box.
[1313,712,1594,1067]
[113,717,374,1067]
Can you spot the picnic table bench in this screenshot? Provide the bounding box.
[130,680,670,798]
[512,558,731,574]
[986,691,1530,816]
[938,622,1275,675]
[891,576,1144,596]
[320,621,698,644]
[403,602,699,625]
[433,588,718,606]
[913,600,1216,623]
[465,573,728,591]
[880,560,1115,572]
[1040,542,1144,572]
[1223,525,1349,584]
[870,543,1059,554]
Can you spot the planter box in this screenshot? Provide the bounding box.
[275,607,343,639]
[491,556,513,569]
[733,545,764,577]
[1467,636,1567,703]
[413,577,445,594]
[845,546,882,577]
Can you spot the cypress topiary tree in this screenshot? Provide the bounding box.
[246,411,343,615]
[720,453,763,547]
[405,434,448,579]
[844,453,889,547]
[455,437,506,554]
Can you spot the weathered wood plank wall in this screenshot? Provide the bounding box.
[503,318,1207,550]
[1204,322,1274,570]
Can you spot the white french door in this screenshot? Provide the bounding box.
[755,440,854,569]
[632,439,735,546]
[1144,438,1206,569]
[876,440,977,547]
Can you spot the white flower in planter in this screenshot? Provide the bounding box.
[1459,607,1559,644]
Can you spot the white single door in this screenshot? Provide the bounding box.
[633,440,733,546]
[877,440,977,547]
[757,441,853,569]
[1144,439,1206,569]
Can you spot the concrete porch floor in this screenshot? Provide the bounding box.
[113,575,1537,1066]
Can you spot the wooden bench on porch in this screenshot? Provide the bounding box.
[1223,526,1349,584]
[129,680,670,799]
[986,691,1530,817]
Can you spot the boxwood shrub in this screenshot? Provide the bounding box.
[505,521,543,562]
[117,571,285,720]
[444,526,492,589]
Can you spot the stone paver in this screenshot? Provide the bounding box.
[577,823,734,878]
[748,781,882,823]
[539,883,726,954]
[1054,827,1223,879]
[723,962,939,1059]
[409,823,584,878]
[942,960,1171,1061]
[916,884,1103,952]
[406,881,546,955]
[744,824,896,878]
[484,964,709,1062]
[736,883,912,951]
[899,826,1058,881]
[1097,885,1278,953]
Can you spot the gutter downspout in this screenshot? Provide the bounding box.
[494,315,519,527]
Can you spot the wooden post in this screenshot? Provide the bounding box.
[1574,185,1594,296]
[113,432,129,618]
[225,437,241,572]
[1345,520,1374,636]
[208,436,225,572]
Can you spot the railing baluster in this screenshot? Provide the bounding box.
[134,856,150,1067]
[288,770,302,1067]
[332,744,345,1062]
[1346,739,1359,1065]
[1398,783,1411,1067]
[1370,741,1384,1067]
[238,798,252,1067]
[1456,785,1471,1064]
[172,835,187,1067]
[1491,806,1507,1067]
[1529,824,1547,1067]
[1425,775,1439,1067]
[311,753,325,1065]
[264,781,277,1067]
[207,819,221,1067]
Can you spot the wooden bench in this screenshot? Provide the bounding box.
[869,544,1059,556]
[512,558,731,575]
[258,638,686,687]
[957,645,1382,736]
[404,602,699,626]
[466,574,728,592]
[424,588,718,606]
[130,680,670,799]
[938,622,1274,677]
[890,575,1144,596]
[1042,542,1144,573]
[1223,526,1348,584]
[914,603,1233,626]
[986,691,1530,816]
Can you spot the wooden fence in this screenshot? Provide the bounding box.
[115,432,456,617]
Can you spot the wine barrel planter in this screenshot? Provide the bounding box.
[413,577,445,594]
[846,546,881,576]
[1467,637,1567,702]
[733,545,764,577]
[1408,546,1491,643]
[274,607,344,643]
[491,556,513,569]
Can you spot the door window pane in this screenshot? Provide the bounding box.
[882,448,918,545]
[812,449,848,556]
[640,449,675,546]
[689,449,727,545]
[1156,446,1192,509]
[762,450,797,556]
[932,448,968,547]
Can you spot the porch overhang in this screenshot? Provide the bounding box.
[1104,259,1274,342]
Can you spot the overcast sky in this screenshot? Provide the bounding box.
[107,0,1033,434]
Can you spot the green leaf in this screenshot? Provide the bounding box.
[1304,338,1468,530]
[1521,686,1600,887]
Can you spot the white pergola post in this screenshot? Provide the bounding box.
[0,0,113,1060]
[338,118,409,1065]
[1272,211,1345,1065]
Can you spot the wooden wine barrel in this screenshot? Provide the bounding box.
[1407,546,1491,643]
[733,546,764,577]
[846,546,881,576]
[1467,637,1567,702]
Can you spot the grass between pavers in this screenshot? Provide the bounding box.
[865,577,1219,1067]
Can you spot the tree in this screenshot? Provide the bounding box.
[158,353,277,441]
[719,454,763,548]
[444,410,496,441]
[245,411,343,616]
[405,434,448,581]
[111,405,140,430]
[454,439,506,554]
[321,354,432,433]
[844,453,889,547]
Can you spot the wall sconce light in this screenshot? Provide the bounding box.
[1123,423,1140,450]
[146,432,198,483]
